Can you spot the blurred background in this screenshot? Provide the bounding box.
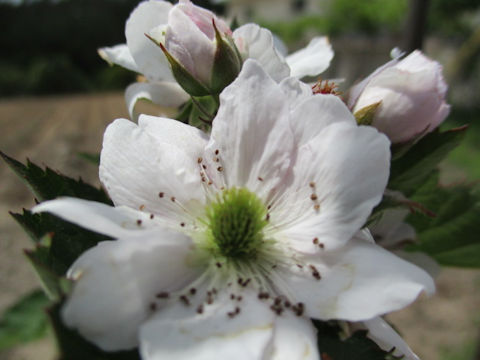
[0,0,479,359]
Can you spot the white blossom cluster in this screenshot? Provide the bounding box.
[35,1,451,359]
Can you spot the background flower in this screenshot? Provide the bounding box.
[348,50,450,144]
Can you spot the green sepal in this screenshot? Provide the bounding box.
[354,101,381,126]
[188,95,218,131]
[0,290,50,351]
[388,126,467,197]
[0,151,111,204]
[145,34,211,97]
[210,21,243,94]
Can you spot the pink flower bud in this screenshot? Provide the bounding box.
[164,0,232,88]
[349,51,450,143]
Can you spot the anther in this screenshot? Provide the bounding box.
[139,204,145,210]
[171,196,176,202]
[258,292,270,300]
[310,194,318,201]
[197,304,204,314]
[215,149,219,155]
[149,302,157,311]
[197,157,203,164]
[136,219,142,226]
[189,288,197,295]
[230,294,235,300]
[180,295,190,306]
[319,243,325,249]
[270,304,284,315]
[217,166,223,172]
[215,262,222,268]
[265,213,270,221]
[158,192,164,198]
[202,164,207,170]
[150,214,154,219]
[180,222,185,227]
[237,296,243,302]
[293,302,304,316]
[258,176,264,181]
[309,182,316,188]
[156,291,169,299]
[314,204,320,211]
[309,265,321,280]
[313,237,319,245]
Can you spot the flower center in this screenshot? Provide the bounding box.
[204,187,268,260]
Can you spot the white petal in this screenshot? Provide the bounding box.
[98,44,139,73]
[62,232,197,351]
[233,24,290,82]
[281,237,435,322]
[99,117,207,226]
[268,314,319,360]
[205,60,294,199]
[396,251,441,279]
[370,208,416,249]
[361,317,420,360]
[32,197,155,238]
[278,76,313,102]
[125,82,189,120]
[273,34,288,57]
[274,123,390,252]
[346,58,398,110]
[289,94,356,147]
[125,0,174,82]
[140,290,275,360]
[286,37,333,78]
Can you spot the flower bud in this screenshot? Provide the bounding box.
[152,0,240,95]
[349,51,450,144]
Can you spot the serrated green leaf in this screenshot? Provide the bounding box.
[12,210,109,275]
[406,173,480,268]
[314,321,398,360]
[0,290,50,350]
[388,126,467,196]
[0,151,112,204]
[48,302,141,360]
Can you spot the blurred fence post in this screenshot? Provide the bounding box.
[403,0,430,52]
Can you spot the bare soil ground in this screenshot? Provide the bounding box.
[0,93,479,360]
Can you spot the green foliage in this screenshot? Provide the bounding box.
[259,0,407,44]
[0,151,111,204]
[0,290,50,350]
[406,174,480,267]
[388,126,467,197]
[78,152,101,166]
[47,302,141,360]
[314,321,400,360]
[445,110,480,181]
